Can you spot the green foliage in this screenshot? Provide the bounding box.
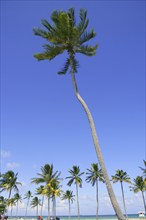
[130,176,146,193]
[112,170,131,184]
[66,165,84,188]
[86,163,104,186]
[33,8,98,74]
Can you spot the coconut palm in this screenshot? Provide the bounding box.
[31,164,61,220]
[130,176,146,214]
[35,185,45,217]
[139,160,146,177]
[7,198,16,219]
[62,190,75,220]
[86,163,104,220]
[112,170,131,218]
[33,8,125,220]
[24,190,33,217]
[0,171,22,199]
[0,196,7,215]
[49,179,62,220]
[30,197,41,218]
[13,193,22,219]
[66,166,84,220]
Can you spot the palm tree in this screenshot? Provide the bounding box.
[31,164,61,220]
[35,185,45,217]
[49,178,62,220]
[130,176,146,214]
[24,190,33,217]
[30,197,41,218]
[86,163,104,220]
[112,170,131,218]
[66,165,84,220]
[62,190,75,220]
[0,171,22,199]
[0,196,7,215]
[139,160,146,177]
[13,193,22,219]
[33,8,125,220]
[7,198,16,219]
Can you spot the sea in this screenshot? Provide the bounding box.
[10,215,143,220]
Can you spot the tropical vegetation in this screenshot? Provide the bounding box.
[0,161,145,218]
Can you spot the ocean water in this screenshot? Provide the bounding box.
[11,215,142,220]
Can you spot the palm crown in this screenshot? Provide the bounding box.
[33,8,98,74]
[112,170,131,184]
[66,166,84,187]
[86,163,104,186]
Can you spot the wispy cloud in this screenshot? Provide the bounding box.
[7,162,20,169]
[1,150,11,158]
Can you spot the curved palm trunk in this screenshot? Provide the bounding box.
[120,182,128,219]
[76,184,80,220]
[142,191,146,214]
[96,180,99,220]
[71,71,125,220]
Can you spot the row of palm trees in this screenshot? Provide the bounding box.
[0,161,146,220]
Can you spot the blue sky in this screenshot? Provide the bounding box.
[1,0,145,216]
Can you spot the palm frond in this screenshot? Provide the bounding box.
[58,58,70,75]
[41,19,55,33]
[76,44,98,56]
[80,30,96,45]
[77,9,89,35]
[33,28,49,39]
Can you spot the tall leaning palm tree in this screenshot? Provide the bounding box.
[24,190,33,217]
[112,170,131,219]
[66,166,84,220]
[86,163,104,220]
[0,171,22,199]
[130,176,146,214]
[62,190,75,220]
[33,8,125,220]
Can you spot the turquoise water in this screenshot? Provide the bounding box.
[12,215,142,220]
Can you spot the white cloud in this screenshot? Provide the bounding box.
[7,162,20,169]
[1,150,11,158]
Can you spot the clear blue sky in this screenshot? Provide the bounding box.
[1,0,145,216]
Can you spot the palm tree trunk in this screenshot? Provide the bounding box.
[142,191,146,214]
[25,199,29,217]
[76,184,80,220]
[41,196,44,217]
[68,200,71,220]
[71,71,125,220]
[120,182,128,219]
[52,197,56,220]
[16,202,18,220]
[48,197,50,220]
[96,180,99,220]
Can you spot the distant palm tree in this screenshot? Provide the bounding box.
[30,197,41,218]
[0,171,22,199]
[14,193,22,219]
[62,190,75,220]
[130,176,146,214]
[139,160,146,177]
[112,170,131,218]
[49,178,62,220]
[86,163,104,220]
[7,198,16,219]
[66,166,84,220]
[33,8,125,220]
[24,190,33,217]
[36,185,45,217]
[0,196,7,215]
[31,164,61,220]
